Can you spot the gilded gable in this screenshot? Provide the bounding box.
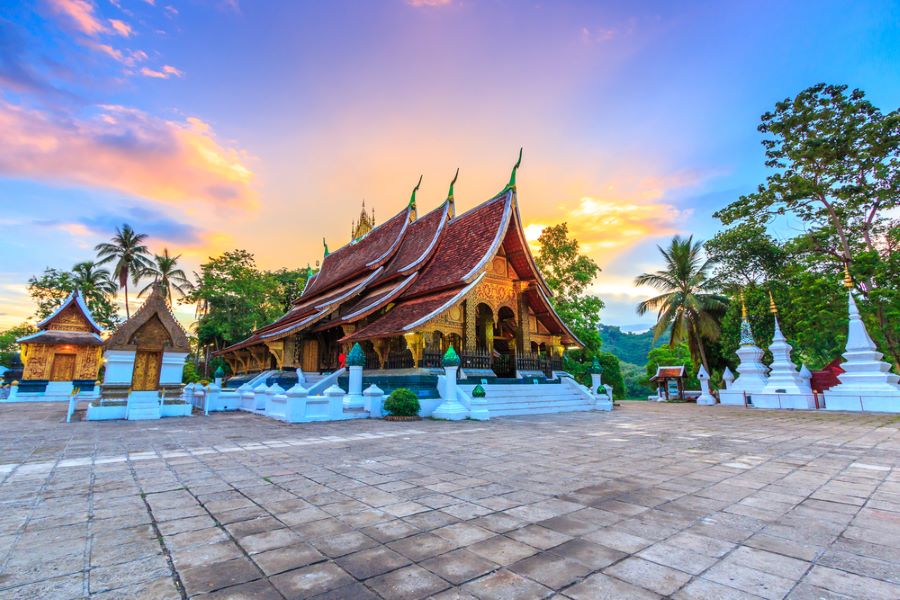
[46,303,93,333]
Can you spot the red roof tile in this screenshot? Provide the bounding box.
[302,208,409,297]
[378,203,448,282]
[403,192,511,298]
[341,288,464,343]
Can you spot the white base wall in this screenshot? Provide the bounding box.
[824,393,900,413]
[104,350,136,385]
[749,393,817,410]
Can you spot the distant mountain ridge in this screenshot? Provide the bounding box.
[599,324,667,365]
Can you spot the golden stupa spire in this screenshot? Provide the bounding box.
[843,264,854,289]
[769,290,778,315]
[740,290,747,319]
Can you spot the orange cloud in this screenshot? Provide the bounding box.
[0,101,256,209]
[140,65,183,79]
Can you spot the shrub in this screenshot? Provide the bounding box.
[383,388,420,417]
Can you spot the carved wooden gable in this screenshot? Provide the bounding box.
[46,303,93,333]
[129,314,173,350]
[104,286,191,352]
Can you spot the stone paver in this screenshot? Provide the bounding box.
[0,401,898,598]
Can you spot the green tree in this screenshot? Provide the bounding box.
[635,235,727,374]
[27,265,120,330]
[269,268,312,313]
[534,223,604,355]
[619,361,654,400]
[139,249,193,304]
[715,83,900,368]
[95,223,153,319]
[705,224,785,289]
[597,352,626,400]
[0,323,36,366]
[184,250,286,353]
[646,343,697,389]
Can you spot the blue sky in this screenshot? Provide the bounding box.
[1,0,898,329]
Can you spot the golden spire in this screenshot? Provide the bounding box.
[843,264,854,289]
[769,290,778,315]
[351,199,375,240]
[740,290,747,319]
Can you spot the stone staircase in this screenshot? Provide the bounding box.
[460,382,594,417]
[125,391,162,420]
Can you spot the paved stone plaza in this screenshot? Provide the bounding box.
[0,402,898,599]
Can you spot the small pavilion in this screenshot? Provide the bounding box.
[15,290,103,400]
[649,365,686,401]
[102,286,190,418]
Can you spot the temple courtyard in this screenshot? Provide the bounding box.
[0,403,898,600]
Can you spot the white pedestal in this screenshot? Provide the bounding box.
[433,366,467,420]
[345,365,364,409]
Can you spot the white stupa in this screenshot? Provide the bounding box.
[755,292,815,409]
[719,294,769,406]
[825,272,900,413]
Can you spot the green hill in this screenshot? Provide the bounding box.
[599,324,667,365]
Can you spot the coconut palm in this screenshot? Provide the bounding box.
[634,235,727,373]
[71,261,117,297]
[138,249,193,303]
[95,224,153,318]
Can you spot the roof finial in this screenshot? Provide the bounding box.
[506,147,523,191]
[323,237,329,257]
[843,264,854,289]
[740,290,747,319]
[447,168,459,200]
[447,168,459,218]
[769,290,778,315]
[409,174,422,221]
[306,263,314,278]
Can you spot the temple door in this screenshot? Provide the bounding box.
[132,351,162,391]
[50,354,76,381]
[301,339,319,373]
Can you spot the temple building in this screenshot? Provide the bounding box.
[16,290,103,400]
[217,157,581,380]
[101,285,191,419]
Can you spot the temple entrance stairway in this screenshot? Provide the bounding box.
[125,391,162,420]
[459,381,594,416]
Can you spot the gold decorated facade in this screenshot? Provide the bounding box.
[19,292,104,382]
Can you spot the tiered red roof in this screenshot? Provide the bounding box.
[217,184,580,356]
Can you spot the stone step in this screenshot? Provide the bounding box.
[127,407,161,420]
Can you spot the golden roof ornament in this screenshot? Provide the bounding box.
[769,290,778,315]
[843,264,854,290]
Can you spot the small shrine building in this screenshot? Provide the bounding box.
[217,160,581,378]
[102,285,191,402]
[16,290,103,399]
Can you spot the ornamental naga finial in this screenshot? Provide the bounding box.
[447,168,459,218]
[505,147,523,192]
[409,174,422,221]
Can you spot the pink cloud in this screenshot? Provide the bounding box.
[46,0,107,36]
[140,65,183,79]
[407,0,453,7]
[0,101,256,209]
[108,18,133,38]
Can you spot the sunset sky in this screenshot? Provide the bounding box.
[1,0,898,330]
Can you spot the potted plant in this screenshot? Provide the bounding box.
[383,388,421,421]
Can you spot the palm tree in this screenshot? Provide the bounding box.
[634,235,727,373]
[71,261,117,297]
[95,224,153,318]
[138,249,193,303]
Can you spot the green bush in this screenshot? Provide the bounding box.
[383,388,420,417]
